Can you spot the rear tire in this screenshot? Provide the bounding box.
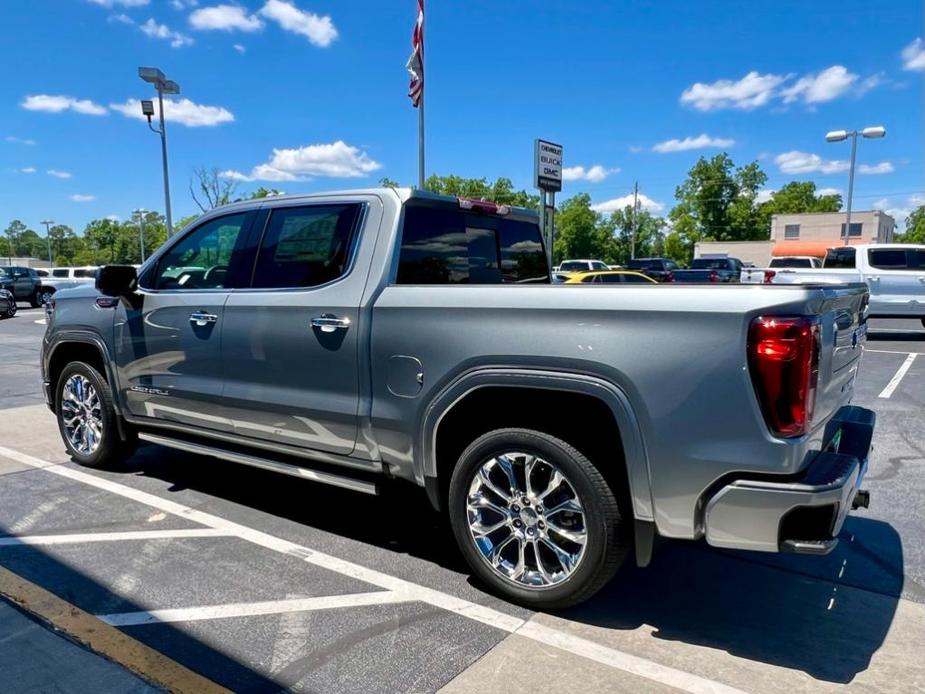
[55,361,136,468]
[29,290,42,308]
[39,288,55,306]
[448,428,629,609]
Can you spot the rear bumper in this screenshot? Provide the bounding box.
[704,406,875,554]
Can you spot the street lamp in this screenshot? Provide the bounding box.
[40,219,54,265]
[133,209,147,263]
[138,67,179,238]
[825,125,886,245]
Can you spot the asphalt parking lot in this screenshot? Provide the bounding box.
[1,308,923,693]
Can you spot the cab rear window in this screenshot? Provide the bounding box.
[396,203,549,284]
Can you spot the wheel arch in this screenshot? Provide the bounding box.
[419,369,655,529]
[45,332,121,416]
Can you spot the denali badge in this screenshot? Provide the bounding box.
[130,386,170,396]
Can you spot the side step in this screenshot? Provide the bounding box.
[138,432,379,496]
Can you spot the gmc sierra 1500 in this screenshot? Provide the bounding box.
[42,188,875,608]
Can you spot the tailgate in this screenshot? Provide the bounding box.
[813,283,869,426]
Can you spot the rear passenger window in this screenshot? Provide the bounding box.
[824,248,856,269]
[397,203,549,284]
[251,205,362,289]
[868,249,909,270]
[910,249,925,269]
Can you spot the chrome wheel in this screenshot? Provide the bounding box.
[60,374,103,455]
[466,452,588,588]
[40,290,54,305]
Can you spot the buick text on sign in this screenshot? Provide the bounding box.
[534,139,563,192]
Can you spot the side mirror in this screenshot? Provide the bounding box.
[96,265,138,296]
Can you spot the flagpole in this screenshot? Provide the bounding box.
[417,4,425,189]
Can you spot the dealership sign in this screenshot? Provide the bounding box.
[534,139,563,193]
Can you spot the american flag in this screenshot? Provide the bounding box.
[406,0,424,108]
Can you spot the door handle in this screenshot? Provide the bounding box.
[189,311,218,326]
[311,314,351,333]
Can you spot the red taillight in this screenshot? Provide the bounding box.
[763,270,777,284]
[457,197,511,215]
[748,316,820,438]
[708,270,719,283]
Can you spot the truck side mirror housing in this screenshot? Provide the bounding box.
[96,265,138,296]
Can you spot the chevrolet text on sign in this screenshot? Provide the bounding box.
[534,139,563,192]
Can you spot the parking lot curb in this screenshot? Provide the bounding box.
[0,565,230,694]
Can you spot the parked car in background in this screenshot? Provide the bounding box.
[626,257,678,282]
[557,259,610,275]
[0,288,16,318]
[44,186,875,609]
[673,257,743,283]
[564,270,657,284]
[34,266,99,305]
[769,244,925,326]
[742,257,822,284]
[0,266,43,306]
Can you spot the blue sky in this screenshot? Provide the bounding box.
[1,0,923,234]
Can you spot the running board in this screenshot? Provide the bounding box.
[138,432,379,496]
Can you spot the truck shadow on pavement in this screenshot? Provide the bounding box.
[559,518,904,684]
[124,444,903,686]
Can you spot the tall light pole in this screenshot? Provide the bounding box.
[825,126,886,245]
[138,67,179,238]
[40,219,54,265]
[133,209,147,263]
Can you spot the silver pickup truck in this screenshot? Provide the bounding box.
[41,188,875,608]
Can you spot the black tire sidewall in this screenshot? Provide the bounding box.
[55,362,122,468]
[448,428,624,609]
[30,290,42,308]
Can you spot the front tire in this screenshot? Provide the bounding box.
[1,302,14,319]
[55,361,135,468]
[448,428,629,609]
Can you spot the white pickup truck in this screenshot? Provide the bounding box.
[741,256,822,284]
[765,244,925,325]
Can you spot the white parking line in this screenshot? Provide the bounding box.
[865,349,925,356]
[0,528,230,547]
[99,591,409,627]
[0,444,744,694]
[878,353,918,399]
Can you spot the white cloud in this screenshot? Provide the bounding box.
[775,151,894,176]
[19,167,36,174]
[628,145,643,153]
[816,187,841,196]
[109,13,135,24]
[139,18,193,47]
[21,94,107,116]
[857,162,894,175]
[902,38,925,71]
[221,140,381,182]
[47,170,72,179]
[756,189,775,204]
[190,5,263,31]
[170,0,198,8]
[561,165,618,183]
[652,134,735,153]
[259,0,337,47]
[775,150,849,175]
[87,0,149,7]
[592,193,664,214]
[5,136,36,145]
[680,71,788,111]
[69,194,96,202]
[106,214,121,221]
[781,65,857,104]
[110,98,234,127]
[233,43,246,53]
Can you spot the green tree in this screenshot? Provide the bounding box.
[4,220,29,260]
[423,174,540,210]
[603,206,667,264]
[669,154,768,248]
[902,205,925,243]
[83,218,121,264]
[553,193,615,263]
[756,181,842,235]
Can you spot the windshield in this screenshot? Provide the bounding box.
[559,261,589,272]
[0,268,12,278]
[770,258,814,268]
[691,258,729,269]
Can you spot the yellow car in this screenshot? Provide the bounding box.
[564,270,657,284]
